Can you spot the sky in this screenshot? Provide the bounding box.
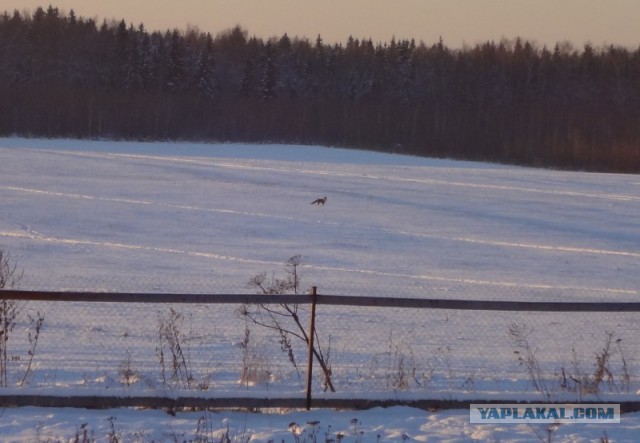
[2,0,639,49]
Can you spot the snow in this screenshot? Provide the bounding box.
[2,405,639,442]
[0,137,639,441]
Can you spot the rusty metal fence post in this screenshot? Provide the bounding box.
[305,286,318,410]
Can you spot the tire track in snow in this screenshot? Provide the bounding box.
[2,185,636,259]
[395,229,640,259]
[0,228,637,296]
[0,185,312,224]
[103,152,640,202]
[29,149,640,203]
[0,228,283,267]
[305,263,639,296]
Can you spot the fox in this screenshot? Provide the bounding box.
[311,196,327,205]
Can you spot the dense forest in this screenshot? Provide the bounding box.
[1,6,639,172]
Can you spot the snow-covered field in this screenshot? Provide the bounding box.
[0,137,639,441]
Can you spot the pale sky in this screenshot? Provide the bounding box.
[2,0,639,49]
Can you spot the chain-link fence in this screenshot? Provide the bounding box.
[1,287,639,409]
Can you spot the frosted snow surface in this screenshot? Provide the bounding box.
[1,137,638,299]
[0,138,639,441]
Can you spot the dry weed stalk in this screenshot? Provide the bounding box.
[157,308,194,389]
[508,322,549,398]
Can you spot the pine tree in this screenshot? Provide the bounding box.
[239,59,255,98]
[195,33,217,98]
[166,29,185,92]
[260,42,277,101]
[111,20,129,89]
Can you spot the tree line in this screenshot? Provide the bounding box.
[1,6,639,172]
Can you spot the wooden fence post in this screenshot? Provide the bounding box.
[305,286,318,410]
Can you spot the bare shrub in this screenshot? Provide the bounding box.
[0,249,23,387]
[118,349,141,387]
[0,249,23,289]
[240,255,335,392]
[156,308,194,389]
[528,423,560,443]
[510,322,632,400]
[239,326,272,388]
[0,298,19,387]
[559,331,631,397]
[0,249,44,388]
[508,322,549,398]
[19,310,45,386]
[369,332,432,391]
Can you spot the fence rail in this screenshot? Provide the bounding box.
[4,290,640,311]
[1,289,639,411]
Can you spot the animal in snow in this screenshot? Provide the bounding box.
[311,196,327,205]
